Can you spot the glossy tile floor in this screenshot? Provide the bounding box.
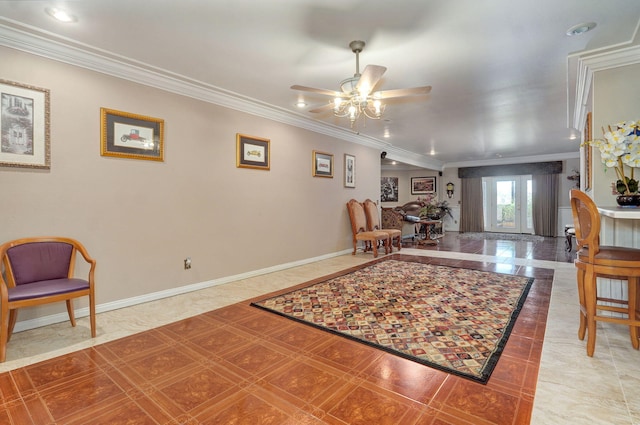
[0,233,639,424]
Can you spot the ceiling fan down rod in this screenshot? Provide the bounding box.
[349,40,365,78]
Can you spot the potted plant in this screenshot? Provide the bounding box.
[418,198,454,220]
[434,200,454,220]
[586,119,640,205]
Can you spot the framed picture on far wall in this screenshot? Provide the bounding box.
[312,150,333,177]
[411,176,436,195]
[381,177,399,202]
[0,79,50,169]
[344,154,355,187]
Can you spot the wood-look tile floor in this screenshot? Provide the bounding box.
[0,234,560,425]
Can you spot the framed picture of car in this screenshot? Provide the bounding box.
[236,133,270,170]
[312,150,333,178]
[100,108,164,161]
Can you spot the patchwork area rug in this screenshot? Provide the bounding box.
[251,259,533,383]
[458,232,545,242]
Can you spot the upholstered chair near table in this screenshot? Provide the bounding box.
[363,199,402,252]
[569,189,640,356]
[346,199,390,258]
[0,236,97,362]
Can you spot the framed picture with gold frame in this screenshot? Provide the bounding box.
[236,133,270,170]
[312,150,333,177]
[584,112,592,190]
[0,79,50,169]
[100,108,164,161]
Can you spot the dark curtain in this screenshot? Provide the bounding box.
[532,173,558,236]
[459,177,484,233]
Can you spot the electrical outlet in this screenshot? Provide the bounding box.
[184,257,191,270]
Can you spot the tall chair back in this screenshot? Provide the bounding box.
[346,199,390,258]
[569,189,601,258]
[363,199,402,251]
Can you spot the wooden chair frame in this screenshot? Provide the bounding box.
[363,199,402,252]
[346,199,390,258]
[0,236,97,362]
[570,189,640,356]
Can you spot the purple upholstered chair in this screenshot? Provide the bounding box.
[0,236,96,362]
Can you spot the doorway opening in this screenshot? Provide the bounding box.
[483,176,533,234]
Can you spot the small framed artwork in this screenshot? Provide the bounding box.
[0,79,50,169]
[101,108,164,161]
[381,177,399,202]
[344,153,355,187]
[236,133,270,170]
[411,176,436,195]
[312,150,333,178]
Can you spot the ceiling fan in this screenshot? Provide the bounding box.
[291,40,432,126]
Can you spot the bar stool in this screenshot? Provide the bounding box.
[570,189,640,356]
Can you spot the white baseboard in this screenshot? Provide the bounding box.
[13,248,353,333]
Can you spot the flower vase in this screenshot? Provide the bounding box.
[616,194,640,207]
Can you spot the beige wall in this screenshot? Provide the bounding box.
[0,47,381,322]
[592,62,640,205]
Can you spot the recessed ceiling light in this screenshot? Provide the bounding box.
[295,101,307,108]
[45,8,77,23]
[566,22,596,36]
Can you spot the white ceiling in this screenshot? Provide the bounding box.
[1,0,639,170]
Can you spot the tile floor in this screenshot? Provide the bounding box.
[0,233,638,424]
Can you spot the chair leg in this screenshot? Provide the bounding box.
[89,291,96,338]
[576,266,586,341]
[66,299,77,327]
[584,269,598,356]
[371,240,378,258]
[7,310,17,342]
[628,277,639,350]
[0,303,8,362]
[396,235,401,251]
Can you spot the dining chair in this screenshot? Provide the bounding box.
[346,199,390,258]
[363,199,402,252]
[569,189,640,356]
[0,236,97,362]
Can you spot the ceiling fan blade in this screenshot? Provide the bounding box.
[308,103,334,113]
[355,65,387,94]
[373,85,432,99]
[291,85,343,98]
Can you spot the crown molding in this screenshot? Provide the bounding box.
[571,43,640,134]
[0,20,451,167]
[444,151,579,170]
